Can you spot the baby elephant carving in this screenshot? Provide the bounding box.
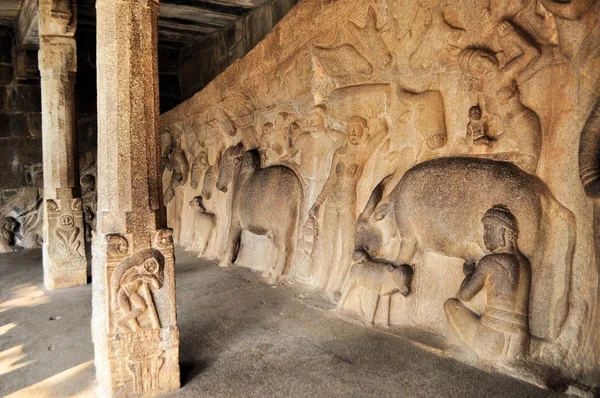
[337,250,412,327]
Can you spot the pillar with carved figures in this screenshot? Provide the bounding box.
[92,0,180,396]
[39,0,87,290]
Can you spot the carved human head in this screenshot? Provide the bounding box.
[469,105,482,121]
[482,204,519,251]
[309,105,327,134]
[459,48,498,79]
[262,122,274,136]
[347,115,368,145]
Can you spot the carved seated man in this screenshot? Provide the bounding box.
[116,257,164,332]
[444,204,531,362]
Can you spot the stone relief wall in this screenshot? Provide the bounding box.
[160,0,600,389]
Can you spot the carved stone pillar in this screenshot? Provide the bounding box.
[92,0,180,396]
[38,0,87,290]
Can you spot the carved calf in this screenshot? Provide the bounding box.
[354,157,576,339]
[216,143,303,283]
[189,196,216,256]
[338,250,412,326]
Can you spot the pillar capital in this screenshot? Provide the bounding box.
[38,0,77,38]
[38,37,77,73]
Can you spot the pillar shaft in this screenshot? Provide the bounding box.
[92,0,179,396]
[39,0,87,290]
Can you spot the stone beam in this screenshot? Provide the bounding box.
[92,0,180,396]
[16,0,39,51]
[38,0,87,290]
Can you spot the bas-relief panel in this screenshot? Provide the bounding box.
[160,0,600,389]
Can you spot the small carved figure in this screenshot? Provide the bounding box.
[189,196,216,256]
[259,122,285,166]
[337,249,412,327]
[114,253,164,332]
[466,105,489,144]
[306,114,387,300]
[444,205,531,361]
[1,217,22,251]
[459,21,542,172]
[216,144,303,283]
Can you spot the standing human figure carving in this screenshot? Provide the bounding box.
[288,105,345,213]
[444,204,531,361]
[306,115,387,300]
[459,21,542,173]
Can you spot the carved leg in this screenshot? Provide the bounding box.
[269,233,287,284]
[379,294,391,328]
[279,220,298,281]
[444,298,478,347]
[219,218,241,268]
[396,235,418,266]
[366,291,380,325]
[337,278,356,311]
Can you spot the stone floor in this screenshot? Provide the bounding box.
[0,248,565,397]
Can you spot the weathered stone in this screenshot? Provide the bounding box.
[93,0,180,395]
[0,113,28,137]
[160,0,600,392]
[27,112,41,138]
[0,87,7,113]
[7,84,41,113]
[0,28,13,64]
[0,64,13,85]
[38,0,87,290]
[15,50,40,81]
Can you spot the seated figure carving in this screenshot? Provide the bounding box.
[444,204,531,362]
[337,249,412,327]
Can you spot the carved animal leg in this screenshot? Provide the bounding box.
[337,279,357,311]
[366,291,380,325]
[379,294,392,328]
[279,222,298,281]
[396,235,418,266]
[219,219,241,268]
[268,234,286,285]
